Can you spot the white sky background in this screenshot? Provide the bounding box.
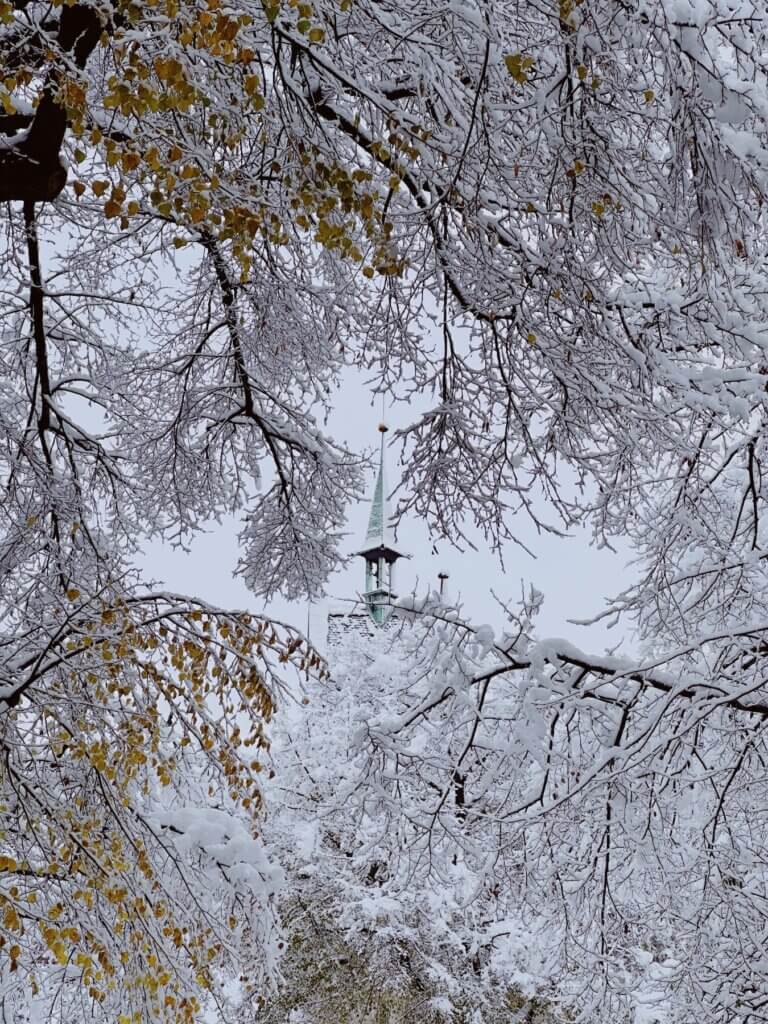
[138,367,634,658]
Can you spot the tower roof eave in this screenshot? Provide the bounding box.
[356,543,410,562]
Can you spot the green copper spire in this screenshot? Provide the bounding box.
[357,423,406,626]
[364,429,389,547]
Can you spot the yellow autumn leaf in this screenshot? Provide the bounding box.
[121,151,141,171]
[51,941,68,965]
[3,905,20,931]
[504,52,535,84]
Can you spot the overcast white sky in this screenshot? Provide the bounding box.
[138,368,634,657]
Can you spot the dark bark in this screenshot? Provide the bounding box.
[0,113,34,133]
[0,4,103,203]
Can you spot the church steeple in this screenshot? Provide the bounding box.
[357,424,405,626]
